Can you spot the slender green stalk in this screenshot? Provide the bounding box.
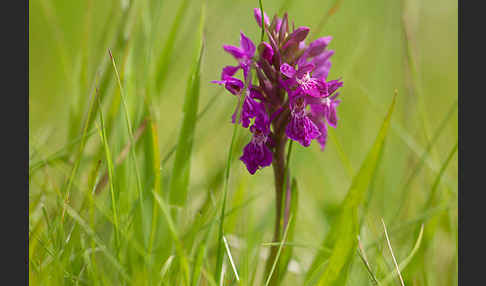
[95,97,119,252]
[264,216,293,286]
[282,140,294,227]
[215,38,251,282]
[259,0,265,42]
[61,83,101,221]
[214,116,240,283]
[108,48,145,217]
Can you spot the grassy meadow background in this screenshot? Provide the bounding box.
[29,0,458,285]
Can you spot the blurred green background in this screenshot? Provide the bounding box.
[29,0,457,285]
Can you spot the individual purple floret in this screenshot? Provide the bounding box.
[223,32,256,81]
[212,8,343,174]
[211,76,244,95]
[286,96,321,147]
[240,112,273,174]
[280,63,328,98]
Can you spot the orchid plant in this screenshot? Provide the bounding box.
[212,8,343,283]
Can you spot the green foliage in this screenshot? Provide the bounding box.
[168,3,205,206]
[29,0,457,285]
[306,95,396,286]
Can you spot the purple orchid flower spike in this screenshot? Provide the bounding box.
[285,96,321,147]
[240,111,273,174]
[213,8,343,173]
[223,32,256,81]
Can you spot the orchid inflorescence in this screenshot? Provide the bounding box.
[213,8,343,175]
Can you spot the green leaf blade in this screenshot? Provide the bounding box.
[306,93,397,286]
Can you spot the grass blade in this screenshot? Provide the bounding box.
[108,48,145,215]
[381,218,405,286]
[169,3,205,205]
[305,93,397,286]
[190,220,215,286]
[223,236,240,282]
[381,223,424,285]
[265,216,293,286]
[154,0,192,92]
[278,178,299,282]
[95,95,119,251]
[152,191,190,284]
[392,100,457,220]
[357,235,381,286]
[214,118,239,282]
[61,83,101,221]
[63,203,129,282]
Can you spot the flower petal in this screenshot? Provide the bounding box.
[239,139,272,174]
[241,96,263,128]
[224,77,245,95]
[312,60,332,79]
[253,8,270,27]
[221,65,240,79]
[286,114,321,147]
[240,32,256,57]
[287,26,310,43]
[315,119,328,150]
[327,79,343,95]
[307,36,332,57]
[259,42,274,62]
[280,63,296,78]
[223,45,245,59]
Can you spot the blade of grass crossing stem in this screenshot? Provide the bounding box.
[169,4,205,205]
[95,97,120,253]
[265,216,293,286]
[108,49,145,215]
[305,94,396,286]
[155,0,191,92]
